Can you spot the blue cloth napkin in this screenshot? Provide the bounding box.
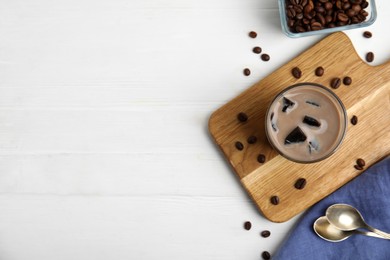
[274,156,390,260]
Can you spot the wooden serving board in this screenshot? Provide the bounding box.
[209,32,390,223]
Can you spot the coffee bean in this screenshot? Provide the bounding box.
[325,15,333,23]
[294,178,307,190]
[337,13,349,22]
[287,8,296,18]
[270,196,279,205]
[237,112,248,122]
[292,67,302,79]
[354,164,363,170]
[243,68,251,76]
[335,0,341,9]
[315,66,324,76]
[261,54,270,61]
[249,31,257,38]
[363,31,372,38]
[352,4,361,12]
[262,251,271,260]
[336,21,347,27]
[288,18,295,27]
[357,158,366,167]
[360,10,369,17]
[235,141,244,151]
[261,230,271,238]
[315,6,325,14]
[366,52,374,62]
[295,25,306,33]
[346,9,356,17]
[330,77,341,89]
[253,46,262,54]
[247,136,257,144]
[317,13,326,26]
[257,154,266,163]
[351,115,358,125]
[311,22,322,31]
[343,76,352,85]
[244,221,252,230]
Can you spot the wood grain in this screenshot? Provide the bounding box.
[209,32,390,223]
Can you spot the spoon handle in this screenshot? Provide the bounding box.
[357,230,390,240]
[365,225,390,239]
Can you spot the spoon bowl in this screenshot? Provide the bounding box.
[326,204,366,231]
[314,216,353,242]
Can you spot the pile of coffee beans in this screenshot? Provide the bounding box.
[285,0,370,33]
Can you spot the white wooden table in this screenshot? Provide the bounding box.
[0,0,389,259]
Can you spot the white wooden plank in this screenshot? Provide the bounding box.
[0,107,217,153]
[0,153,247,197]
[0,195,298,260]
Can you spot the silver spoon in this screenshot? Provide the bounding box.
[313,216,386,242]
[326,204,390,239]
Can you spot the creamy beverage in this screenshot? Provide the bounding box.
[265,83,347,163]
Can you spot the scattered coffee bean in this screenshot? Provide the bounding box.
[294,178,307,190]
[354,164,363,171]
[351,115,358,125]
[357,158,366,167]
[235,141,244,151]
[244,221,252,230]
[366,52,374,62]
[243,68,251,76]
[237,112,248,122]
[363,31,372,38]
[330,77,341,89]
[261,54,270,61]
[247,136,257,144]
[315,66,324,77]
[253,46,262,54]
[262,251,271,260]
[292,67,302,79]
[261,230,271,238]
[270,196,280,205]
[257,154,266,163]
[343,76,352,85]
[249,31,257,38]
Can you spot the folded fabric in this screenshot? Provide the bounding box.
[274,156,390,260]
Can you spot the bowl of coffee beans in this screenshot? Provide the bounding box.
[279,0,377,37]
